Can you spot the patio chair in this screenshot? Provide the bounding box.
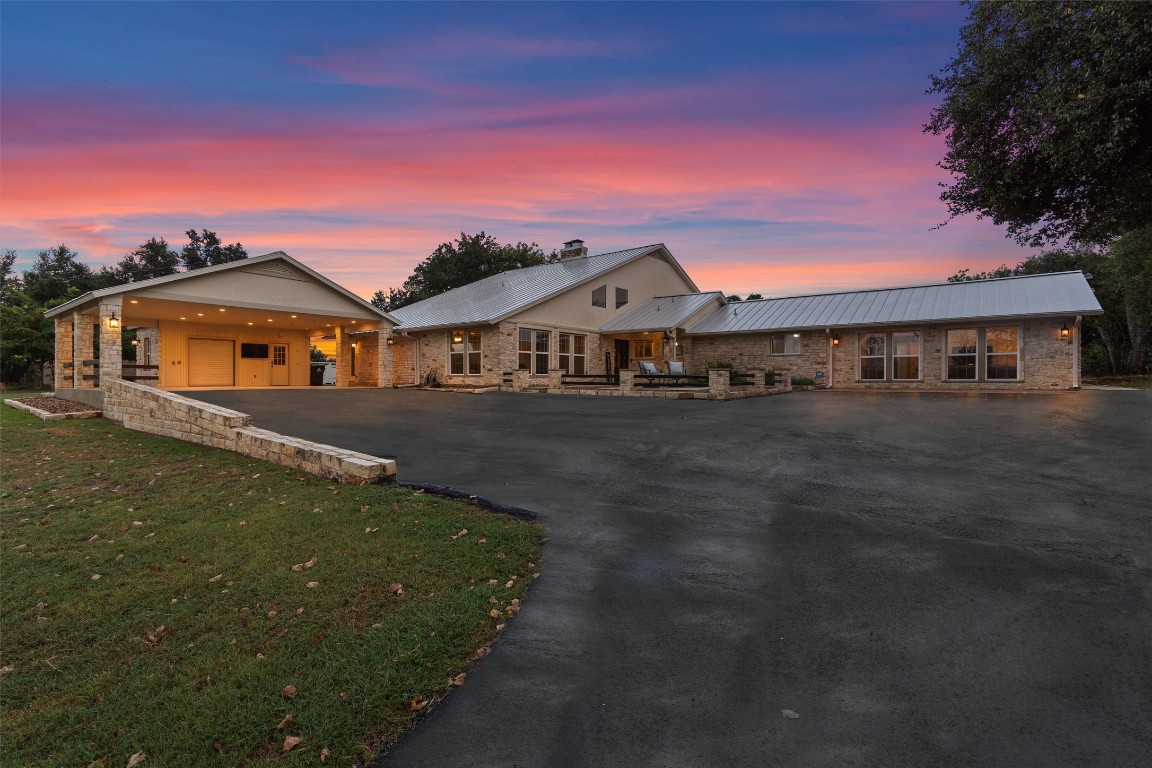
[637,360,659,384]
[666,360,685,383]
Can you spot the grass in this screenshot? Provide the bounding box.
[0,401,543,767]
[1082,374,1152,389]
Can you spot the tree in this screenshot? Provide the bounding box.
[376,232,555,310]
[925,1,1152,247]
[746,293,764,301]
[105,237,181,283]
[181,229,247,271]
[725,294,743,302]
[19,244,107,304]
[948,231,1152,375]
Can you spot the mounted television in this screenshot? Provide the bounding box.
[240,343,269,359]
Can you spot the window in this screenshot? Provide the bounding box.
[946,329,977,380]
[986,327,1019,380]
[770,333,801,355]
[350,344,356,376]
[518,328,550,374]
[859,333,885,380]
[892,332,920,380]
[559,333,586,375]
[240,343,269,359]
[633,338,654,358]
[615,287,629,309]
[450,328,482,376]
[272,345,287,366]
[592,285,607,308]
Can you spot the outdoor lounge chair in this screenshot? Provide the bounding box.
[667,360,685,383]
[637,360,659,384]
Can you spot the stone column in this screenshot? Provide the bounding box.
[54,317,74,389]
[377,328,394,387]
[619,370,635,393]
[511,369,529,392]
[98,298,124,388]
[708,369,731,399]
[335,326,349,387]
[73,311,95,388]
[547,368,563,393]
[751,370,766,392]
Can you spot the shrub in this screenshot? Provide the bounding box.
[791,376,816,386]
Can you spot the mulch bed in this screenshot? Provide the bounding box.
[11,397,98,414]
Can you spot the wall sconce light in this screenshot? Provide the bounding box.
[832,334,840,346]
[1059,323,1071,339]
[386,335,395,346]
[108,312,120,329]
[130,339,140,347]
[351,341,359,349]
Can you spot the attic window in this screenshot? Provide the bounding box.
[615,287,629,309]
[592,285,607,308]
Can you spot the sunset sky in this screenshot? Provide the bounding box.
[1,1,1031,300]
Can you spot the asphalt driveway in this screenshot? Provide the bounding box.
[193,388,1152,767]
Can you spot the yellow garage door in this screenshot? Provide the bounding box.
[188,339,235,387]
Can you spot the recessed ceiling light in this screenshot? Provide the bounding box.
[267,319,273,322]
[247,322,253,326]
[130,299,139,304]
[218,308,226,312]
[290,315,297,318]
[197,313,204,316]
[179,316,186,320]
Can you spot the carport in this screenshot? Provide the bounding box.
[46,252,397,402]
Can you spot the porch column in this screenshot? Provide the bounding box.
[54,317,74,389]
[98,297,123,388]
[708,369,731,399]
[335,325,350,387]
[73,311,95,388]
[377,328,393,387]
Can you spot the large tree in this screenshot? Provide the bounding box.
[373,232,555,311]
[104,237,181,283]
[181,229,248,271]
[925,1,1152,247]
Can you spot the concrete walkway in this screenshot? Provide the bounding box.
[193,388,1152,768]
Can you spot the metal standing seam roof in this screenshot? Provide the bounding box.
[599,292,726,333]
[685,271,1103,335]
[390,244,696,330]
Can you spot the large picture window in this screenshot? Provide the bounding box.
[450,328,482,375]
[892,332,920,380]
[859,333,886,380]
[558,333,586,374]
[986,327,1019,380]
[946,329,977,380]
[518,328,550,374]
[770,333,801,355]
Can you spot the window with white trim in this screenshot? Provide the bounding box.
[985,327,1019,380]
[450,328,482,375]
[892,331,921,380]
[518,328,550,374]
[859,333,886,380]
[946,329,977,380]
[770,333,801,355]
[558,333,586,375]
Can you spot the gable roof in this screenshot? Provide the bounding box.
[599,292,726,333]
[44,251,396,322]
[686,271,1103,335]
[390,244,698,330]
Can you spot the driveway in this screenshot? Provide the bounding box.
[193,388,1152,767]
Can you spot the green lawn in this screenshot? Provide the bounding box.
[0,401,542,767]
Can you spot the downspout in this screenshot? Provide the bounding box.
[827,328,834,389]
[1073,315,1082,389]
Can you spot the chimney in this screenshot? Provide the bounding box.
[560,239,588,259]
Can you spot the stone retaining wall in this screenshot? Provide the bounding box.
[101,379,395,484]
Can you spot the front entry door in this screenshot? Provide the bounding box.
[271,344,289,386]
[614,339,630,375]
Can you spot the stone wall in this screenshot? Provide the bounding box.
[101,378,396,483]
[683,318,1078,390]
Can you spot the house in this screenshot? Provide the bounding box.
[45,251,396,404]
[387,241,700,387]
[46,240,1103,400]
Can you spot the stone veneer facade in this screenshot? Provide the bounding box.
[683,317,1079,390]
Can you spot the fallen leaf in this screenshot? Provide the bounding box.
[0,665,15,675]
[282,735,301,752]
[282,684,298,700]
[511,598,521,608]
[86,758,107,768]
[339,690,349,700]
[208,574,223,583]
[489,608,501,618]
[450,529,468,540]
[782,709,799,719]
[131,521,143,528]
[320,747,331,762]
[495,623,505,632]
[389,583,404,596]
[88,535,101,543]
[143,626,172,645]
[468,647,488,662]
[305,581,319,588]
[476,538,487,546]
[409,695,430,711]
[451,672,466,686]
[496,551,507,559]
[126,752,147,767]
[276,714,293,729]
[91,574,102,581]
[296,607,305,614]
[505,580,515,589]
[33,601,48,611]
[13,544,27,551]
[360,504,369,513]
[267,610,278,619]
